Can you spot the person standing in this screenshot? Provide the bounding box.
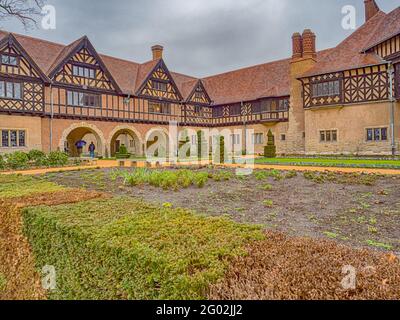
[89,142,96,158]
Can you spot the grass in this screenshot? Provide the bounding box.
[366,240,393,250]
[109,168,235,190]
[255,157,400,169]
[22,197,264,300]
[0,175,64,198]
[303,171,379,186]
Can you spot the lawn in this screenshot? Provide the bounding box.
[0,175,64,198]
[255,157,400,169]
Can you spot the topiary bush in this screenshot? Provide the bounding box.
[116,144,131,159]
[264,130,276,158]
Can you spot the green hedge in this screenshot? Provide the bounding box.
[0,150,69,171]
[22,197,263,300]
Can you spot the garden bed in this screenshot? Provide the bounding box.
[45,168,400,254]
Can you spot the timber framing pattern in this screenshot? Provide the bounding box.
[0,0,400,156]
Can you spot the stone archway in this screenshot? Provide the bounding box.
[108,125,144,157]
[60,122,106,157]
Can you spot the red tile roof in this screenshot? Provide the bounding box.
[0,4,398,105]
[363,7,400,51]
[301,11,387,77]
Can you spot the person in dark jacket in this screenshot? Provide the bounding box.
[88,142,96,158]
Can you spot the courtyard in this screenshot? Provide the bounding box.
[1,165,400,300]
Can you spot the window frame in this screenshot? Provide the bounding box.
[320,130,338,143]
[366,127,388,142]
[1,129,27,148]
[66,90,101,108]
[311,79,341,98]
[71,64,97,79]
[0,53,19,67]
[152,80,168,92]
[252,133,264,145]
[148,101,171,115]
[0,80,23,100]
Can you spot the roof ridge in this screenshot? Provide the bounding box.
[202,56,292,80]
[5,30,65,48]
[100,53,140,65]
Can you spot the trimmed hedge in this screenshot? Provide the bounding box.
[0,150,69,171]
[22,197,263,300]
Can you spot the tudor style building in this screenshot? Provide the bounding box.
[0,0,399,157]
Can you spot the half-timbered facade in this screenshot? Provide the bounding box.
[0,0,399,156]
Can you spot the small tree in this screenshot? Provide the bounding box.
[264,130,276,158]
[197,130,206,160]
[219,136,225,164]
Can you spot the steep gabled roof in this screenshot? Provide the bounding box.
[47,36,123,93]
[302,10,392,77]
[362,6,400,52]
[170,72,198,100]
[0,31,65,74]
[135,59,184,100]
[0,4,398,104]
[0,32,50,82]
[134,58,160,91]
[47,36,86,76]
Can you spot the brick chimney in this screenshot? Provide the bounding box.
[364,0,380,22]
[151,45,163,60]
[302,29,316,59]
[292,32,303,59]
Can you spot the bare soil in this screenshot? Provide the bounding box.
[44,168,400,254]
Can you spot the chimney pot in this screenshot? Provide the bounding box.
[151,45,163,60]
[364,0,380,22]
[292,32,303,59]
[302,29,316,59]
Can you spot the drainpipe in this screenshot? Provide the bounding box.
[388,63,396,156]
[50,83,54,152]
[241,101,247,155]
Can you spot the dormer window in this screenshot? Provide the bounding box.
[72,65,96,79]
[1,54,18,66]
[152,80,167,92]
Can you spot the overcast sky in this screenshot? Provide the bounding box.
[0,0,398,78]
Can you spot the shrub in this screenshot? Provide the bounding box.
[0,154,5,170]
[47,151,68,167]
[116,144,130,159]
[27,150,48,167]
[219,136,225,164]
[264,130,276,158]
[6,151,29,170]
[22,197,263,300]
